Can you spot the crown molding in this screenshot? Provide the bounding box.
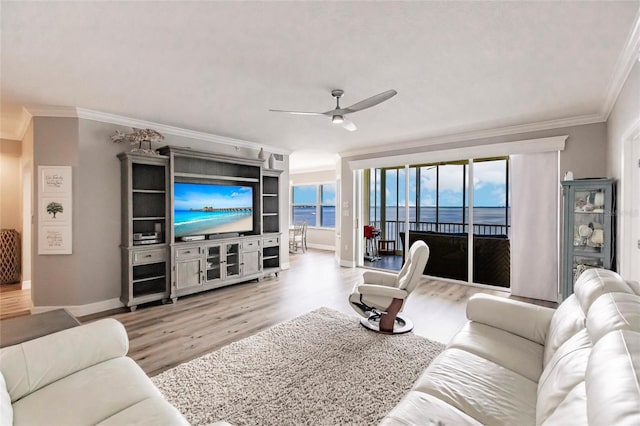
[24,105,291,155]
[601,9,640,119]
[340,112,604,158]
[26,105,77,118]
[0,107,33,140]
[290,165,338,174]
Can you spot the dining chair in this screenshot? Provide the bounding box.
[289,222,306,253]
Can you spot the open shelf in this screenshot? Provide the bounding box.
[132,163,166,191]
[133,274,166,283]
[263,176,279,194]
[132,189,165,194]
[120,153,170,311]
[133,278,167,298]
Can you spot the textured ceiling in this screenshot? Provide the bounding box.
[1,1,638,170]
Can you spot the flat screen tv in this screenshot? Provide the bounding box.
[174,182,253,238]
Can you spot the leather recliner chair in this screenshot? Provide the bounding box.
[349,240,430,334]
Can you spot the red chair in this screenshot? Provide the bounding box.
[364,225,380,261]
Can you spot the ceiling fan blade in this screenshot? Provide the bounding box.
[344,89,397,113]
[342,117,357,132]
[268,109,325,116]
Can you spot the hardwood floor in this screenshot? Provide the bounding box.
[1,249,555,377]
[0,282,31,320]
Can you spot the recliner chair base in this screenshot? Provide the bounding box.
[360,314,414,335]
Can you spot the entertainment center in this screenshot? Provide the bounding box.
[119,146,282,311]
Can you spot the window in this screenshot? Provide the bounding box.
[437,164,465,230]
[292,185,317,226]
[321,184,336,227]
[472,159,509,235]
[368,168,381,226]
[366,158,509,237]
[291,183,336,228]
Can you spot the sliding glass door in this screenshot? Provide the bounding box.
[363,158,510,287]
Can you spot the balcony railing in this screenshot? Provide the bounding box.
[369,220,509,252]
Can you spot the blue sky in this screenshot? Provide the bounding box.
[293,184,336,205]
[373,160,508,207]
[174,183,253,210]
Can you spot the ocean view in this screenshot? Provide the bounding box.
[292,206,510,231]
[174,210,253,237]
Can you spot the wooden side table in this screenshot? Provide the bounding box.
[0,309,81,348]
[378,239,396,255]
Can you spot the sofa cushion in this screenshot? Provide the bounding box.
[0,318,128,402]
[586,292,640,343]
[466,294,554,345]
[540,382,587,426]
[586,330,640,426]
[11,357,165,425]
[536,329,591,425]
[380,390,482,426]
[96,396,189,426]
[574,269,635,314]
[447,322,544,382]
[543,294,585,366]
[413,348,537,425]
[0,372,12,426]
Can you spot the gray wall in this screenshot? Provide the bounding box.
[31,117,289,309]
[339,122,609,265]
[33,117,82,305]
[606,61,639,274]
[290,169,338,250]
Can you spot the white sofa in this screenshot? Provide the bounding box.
[0,318,189,425]
[381,268,640,425]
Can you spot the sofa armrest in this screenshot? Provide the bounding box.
[466,294,555,345]
[358,284,408,300]
[362,271,398,287]
[0,318,129,402]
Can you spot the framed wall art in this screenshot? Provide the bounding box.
[38,166,72,254]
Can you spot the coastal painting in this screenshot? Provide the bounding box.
[174,183,253,238]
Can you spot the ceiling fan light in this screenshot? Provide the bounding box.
[332,115,344,124]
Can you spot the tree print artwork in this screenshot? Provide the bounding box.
[46,202,64,218]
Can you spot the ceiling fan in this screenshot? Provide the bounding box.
[269,89,397,131]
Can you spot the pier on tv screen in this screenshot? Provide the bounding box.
[174,182,253,238]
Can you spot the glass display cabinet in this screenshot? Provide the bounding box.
[560,178,616,300]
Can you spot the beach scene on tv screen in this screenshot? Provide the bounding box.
[174,183,253,237]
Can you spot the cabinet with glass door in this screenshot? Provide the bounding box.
[561,178,616,300]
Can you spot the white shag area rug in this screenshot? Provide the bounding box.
[152,307,445,426]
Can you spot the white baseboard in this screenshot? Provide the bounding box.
[340,259,356,268]
[31,298,124,317]
[22,280,31,289]
[307,243,335,251]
